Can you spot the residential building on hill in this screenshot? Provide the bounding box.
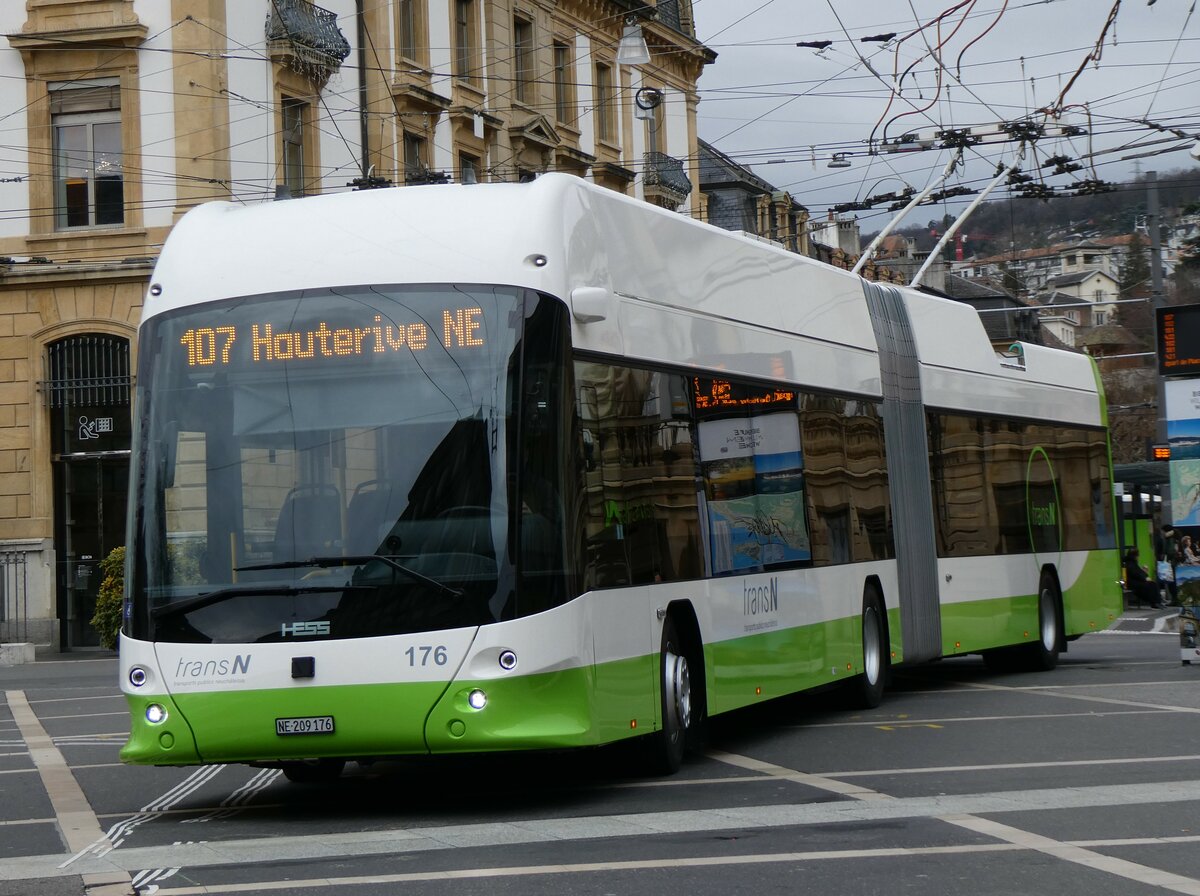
[954,236,1136,297]
[0,0,712,651]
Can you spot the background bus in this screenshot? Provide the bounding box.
[120,174,1121,780]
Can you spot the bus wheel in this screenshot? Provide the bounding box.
[648,616,692,775]
[854,587,888,709]
[281,758,345,783]
[1024,574,1062,672]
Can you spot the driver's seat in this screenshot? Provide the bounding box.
[274,484,342,562]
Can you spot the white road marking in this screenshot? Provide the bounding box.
[707,749,1200,895]
[27,693,127,705]
[140,837,1200,895]
[3,689,131,894]
[956,680,1200,714]
[5,779,1200,882]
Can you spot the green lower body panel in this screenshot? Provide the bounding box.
[123,662,658,767]
[941,552,1122,656]
[704,615,864,717]
[123,681,447,765]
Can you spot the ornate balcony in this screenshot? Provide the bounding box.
[643,151,692,208]
[266,0,351,81]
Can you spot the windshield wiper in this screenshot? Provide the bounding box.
[150,583,371,621]
[236,555,464,599]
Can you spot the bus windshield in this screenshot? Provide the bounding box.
[130,285,530,644]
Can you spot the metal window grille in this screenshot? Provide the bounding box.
[0,551,29,644]
[43,335,131,409]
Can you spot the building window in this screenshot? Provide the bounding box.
[1094,310,1107,326]
[397,0,426,63]
[453,0,477,81]
[51,80,123,229]
[459,152,480,184]
[404,131,427,182]
[281,97,308,197]
[514,16,536,105]
[553,41,574,124]
[594,61,615,144]
[643,88,665,153]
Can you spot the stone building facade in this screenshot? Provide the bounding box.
[0,0,712,650]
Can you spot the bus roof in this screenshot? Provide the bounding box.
[147,174,1101,423]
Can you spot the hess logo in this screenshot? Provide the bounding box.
[281,621,331,638]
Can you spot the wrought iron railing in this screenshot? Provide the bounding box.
[0,551,29,644]
[266,0,351,76]
[644,151,693,199]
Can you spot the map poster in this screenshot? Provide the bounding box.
[697,412,811,574]
[1166,379,1200,526]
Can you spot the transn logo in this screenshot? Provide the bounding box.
[281,621,331,638]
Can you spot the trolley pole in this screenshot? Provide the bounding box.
[1148,171,1170,520]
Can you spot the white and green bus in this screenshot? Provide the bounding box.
[119,174,1121,780]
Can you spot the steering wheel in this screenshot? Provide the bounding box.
[435,505,491,519]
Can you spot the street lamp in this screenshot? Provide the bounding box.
[617,18,650,67]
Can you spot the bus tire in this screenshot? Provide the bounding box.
[854,587,888,709]
[1023,572,1062,672]
[280,758,345,783]
[648,616,692,776]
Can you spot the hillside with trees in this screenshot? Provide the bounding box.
[862,167,1200,261]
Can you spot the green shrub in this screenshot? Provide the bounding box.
[90,546,125,650]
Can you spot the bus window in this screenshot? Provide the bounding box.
[799,395,892,565]
[576,362,702,589]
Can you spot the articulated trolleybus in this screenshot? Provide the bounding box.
[120,174,1121,780]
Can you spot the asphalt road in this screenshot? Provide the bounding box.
[2,608,1198,896]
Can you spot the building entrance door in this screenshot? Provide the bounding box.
[47,334,132,649]
[54,454,129,648]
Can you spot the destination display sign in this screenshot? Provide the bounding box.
[178,307,487,368]
[1157,303,1200,377]
[692,377,797,412]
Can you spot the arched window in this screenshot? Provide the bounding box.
[45,333,131,455]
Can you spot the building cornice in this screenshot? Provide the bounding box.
[9,0,146,50]
[0,259,153,287]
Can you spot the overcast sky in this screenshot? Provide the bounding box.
[689,0,1199,225]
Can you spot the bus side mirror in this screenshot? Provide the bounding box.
[570,287,612,323]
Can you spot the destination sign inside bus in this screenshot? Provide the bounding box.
[693,377,796,411]
[178,307,486,367]
[1157,303,1200,377]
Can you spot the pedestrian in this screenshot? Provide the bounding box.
[1156,524,1179,604]
[1124,547,1164,609]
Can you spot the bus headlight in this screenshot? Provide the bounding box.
[128,667,147,688]
[467,689,488,710]
[145,704,168,724]
[498,650,517,671]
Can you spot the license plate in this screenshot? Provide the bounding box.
[275,716,334,736]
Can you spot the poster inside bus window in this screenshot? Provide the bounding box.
[698,412,811,573]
